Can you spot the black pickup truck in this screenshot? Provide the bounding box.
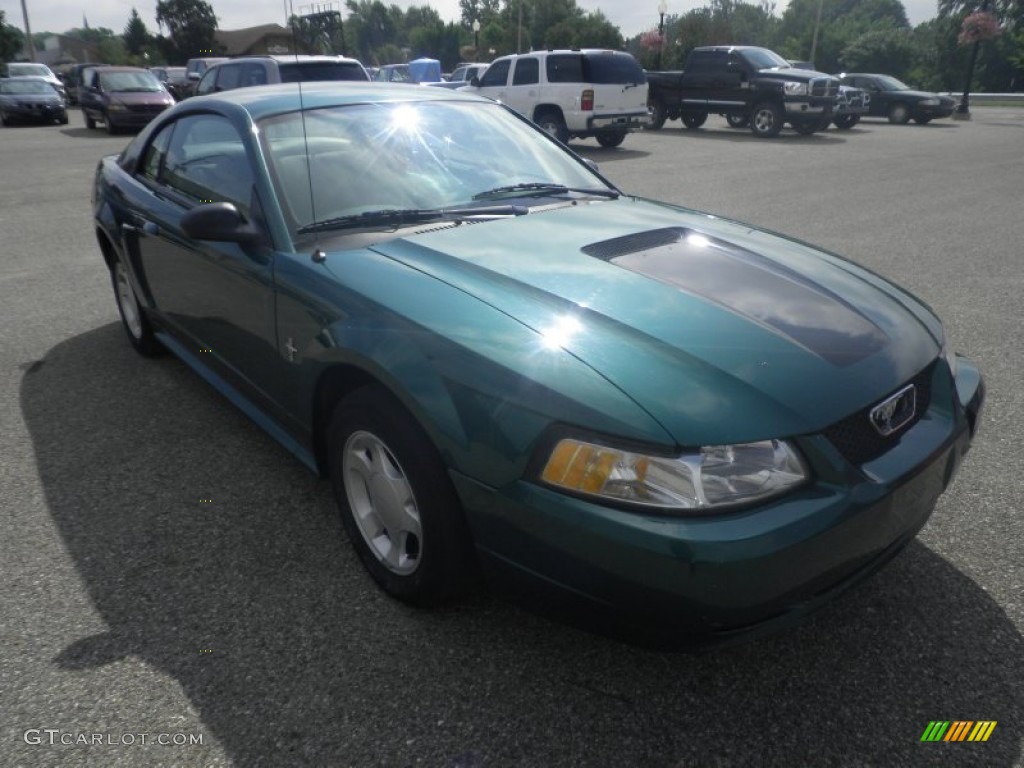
[646,46,839,138]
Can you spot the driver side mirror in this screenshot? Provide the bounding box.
[181,202,262,244]
[470,75,480,86]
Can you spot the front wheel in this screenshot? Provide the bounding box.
[647,99,666,131]
[887,102,910,124]
[84,112,95,129]
[105,114,118,135]
[749,101,783,138]
[833,114,859,130]
[110,254,162,357]
[914,117,932,125]
[535,110,569,144]
[680,112,707,129]
[792,120,819,135]
[596,131,625,148]
[328,387,477,605]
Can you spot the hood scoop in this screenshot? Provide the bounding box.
[583,227,888,367]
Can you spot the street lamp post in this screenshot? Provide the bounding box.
[955,0,990,119]
[472,18,480,55]
[657,1,667,70]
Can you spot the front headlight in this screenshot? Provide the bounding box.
[784,82,809,96]
[108,103,127,112]
[539,436,808,513]
[919,98,939,106]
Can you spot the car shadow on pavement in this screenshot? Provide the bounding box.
[646,127,850,144]
[20,324,1023,767]
[59,126,131,140]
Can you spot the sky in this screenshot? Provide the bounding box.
[3,0,941,49]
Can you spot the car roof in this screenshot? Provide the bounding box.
[185,80,488,121]
[99,66,155,74]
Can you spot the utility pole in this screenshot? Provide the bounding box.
[20,0,37,61]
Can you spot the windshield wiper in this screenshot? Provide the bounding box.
[472,183,619,201]
[297,204,528,235]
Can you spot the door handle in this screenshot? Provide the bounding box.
[121,220,159,236]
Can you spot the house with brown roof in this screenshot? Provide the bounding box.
[214,24,297,57]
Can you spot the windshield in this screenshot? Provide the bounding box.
[101,71,162,92]
[1,80,57,95]
[280,62,368,83]
[260,99,613,238]
[741,48,792,70]
[874,75,911,91]
[10,64,51,78]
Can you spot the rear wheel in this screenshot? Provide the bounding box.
[328,387,477,605]
[887,102,910,124]
[110,254,162,357]
[914,116,932,124]
[84,112,95,129]
[596,131,625,148]
[0,110,9,126]
[749,101,783,138]
[725,113,749,129]
[647,99,666,131]
[833,114,859,130]
[535,109,569,144]
[680,112,707,129]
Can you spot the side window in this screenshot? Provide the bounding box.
[240,63,268,86]
[479,59,510,87]
[140,123,174,183]
[512,57,539,86]
[161,114,255,215]
[546,55,584,83]
[215,63,242,91]
[686,52,715,75]
[195,69,218,96]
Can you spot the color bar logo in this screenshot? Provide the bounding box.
[920,721,997,742]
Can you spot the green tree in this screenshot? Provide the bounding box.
[155,0,219,62]
[124,8,151,56]
[839,28,915,74]
[0,10,26,62]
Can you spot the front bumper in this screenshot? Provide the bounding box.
[455,356,983,644]
[784,96,834,117]
[4,103,66,123]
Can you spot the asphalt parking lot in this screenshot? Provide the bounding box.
[2,107,1022,767]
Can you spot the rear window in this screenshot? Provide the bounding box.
[280,62,368,83]
[582,53,645,84]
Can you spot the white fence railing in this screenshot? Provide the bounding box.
[942,92,1024,105]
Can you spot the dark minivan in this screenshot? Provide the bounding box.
[80,66,175,134]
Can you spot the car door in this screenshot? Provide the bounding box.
[471,58,511,103]
[126,112,281,405]
[503,56,540,119]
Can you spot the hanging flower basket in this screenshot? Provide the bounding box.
[640,30,664,51]
[959,11,1001,45]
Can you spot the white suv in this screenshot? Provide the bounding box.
[463,49,648,148]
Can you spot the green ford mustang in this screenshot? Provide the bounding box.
[93,82,983,643]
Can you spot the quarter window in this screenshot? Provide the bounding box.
[546,55,584,83]
[512,57,539,86]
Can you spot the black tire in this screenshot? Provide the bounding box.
[833,114,859,130]
[749,101,784,138]
[534,109,569,144]
[647,99,666,131]
[0,111,9,126]
[328,387,477,605]
[914,116,932,125]
[887,102,910,124]
[792,120,819,135]
[596,131,625,148]
[725,113,749,129]
[110,254,162,357]
[105,114,118,135]
[59,116,69,125]
[84,112,95,129]
[680,112,707,129]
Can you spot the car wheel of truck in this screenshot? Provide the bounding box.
[792,120,819,135]
[596,131,625,148]
[914,117,932,125]
[681,112,707,129]
[647,99,666,130]
[725,113,749,129]
[833,114,859,130]
[887,103,910,124]
[535,110,569,144]
[749,101,783,138]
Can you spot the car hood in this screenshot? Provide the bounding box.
[108,91,173,106]
[1,93,62,104]
[358,198,943,446]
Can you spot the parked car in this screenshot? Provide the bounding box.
[92,82,983,644]
[0,76,68,125]
[1,61,67,102]
[195,55,368,96]
[783,60,869,130]
[80,66,175,134]
[58,62,110,104]
[150,65,188,99]
[181,56,229,98]
[430,62,488,89]
[837,73,957,124]
[373,58,444,84]
[464,49,649,147]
